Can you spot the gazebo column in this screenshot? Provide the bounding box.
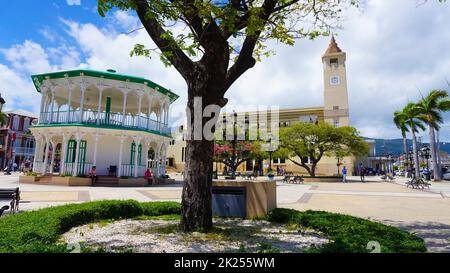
[73,135,82,176]
[50,92,55,123]
[122,92,128,126]
[147,100,152,130]
[136,95,142,127]
[32,137,42,172]
[49,140,56,174]
[39,91,47,123]
[60,134,68,175]
[155,148,160,177]
[79,85,86,123]
[133,138,141,178]
[42,137,50,174]
[118,136,125,177]
[161,147,167,175]
[93,134,100,167]
[56,104,62,123]
[143,142,149,169]
[67,89,73,122]
[97,89,103,125]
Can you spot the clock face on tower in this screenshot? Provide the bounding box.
[330,75,340,86]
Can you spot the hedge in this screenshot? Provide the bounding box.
[0,200,180,253]
[267,208,427,253]
[0,201,426,253]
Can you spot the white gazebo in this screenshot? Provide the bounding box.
[29,69,178,179]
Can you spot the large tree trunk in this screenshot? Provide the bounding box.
[310,164,316,177]
[181,138,214,231]
[411,130,421,179]
[429,126,440,180]
[436,130,442,178]
[180,76,225,232]
[402,136,408,177]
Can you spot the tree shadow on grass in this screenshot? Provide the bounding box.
[381,220,450,253]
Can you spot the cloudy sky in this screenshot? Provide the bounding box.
[1,0,449,141]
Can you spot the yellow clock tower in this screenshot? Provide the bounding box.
[322,35,350,127]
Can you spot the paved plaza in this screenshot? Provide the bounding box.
[1,173,450,252]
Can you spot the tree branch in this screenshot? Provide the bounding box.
[133,0,195,79]
[223,0,278,93]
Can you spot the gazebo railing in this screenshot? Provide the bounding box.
[38,110,170,135]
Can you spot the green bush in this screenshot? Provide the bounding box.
[0,200,180,253]
[267,209,426,253]
[0,201,425,253]
[25,171,38,177]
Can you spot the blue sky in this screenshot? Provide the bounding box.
[1,0,450,141]
[0,1,99,47]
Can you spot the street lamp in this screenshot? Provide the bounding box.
[0,93,5,113]
[420,146,430,170]
[222,112,238,179]
[268,133,274,173]
[387,154,392,174]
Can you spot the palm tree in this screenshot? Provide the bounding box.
[395,103,426,179]
[394,110,409,172]
[416,90,450,180]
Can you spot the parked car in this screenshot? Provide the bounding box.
[365,167,376,176]
[421,169,433,180]
[442,172,450,181]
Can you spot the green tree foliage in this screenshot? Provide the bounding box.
[394,103,426,179]
[278,122,368,177]
[415,90,450,180]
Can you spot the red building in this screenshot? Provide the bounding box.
[0,110,38,169]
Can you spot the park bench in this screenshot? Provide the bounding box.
[283,175,304,184]
[0,188,20,216]
[0,206,10,217]
[241,171,257,180]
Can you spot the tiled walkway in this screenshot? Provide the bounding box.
[2,173,450,252]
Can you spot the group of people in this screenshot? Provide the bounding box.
[341,163,367,183]
[88,166,154,186]
[276,166,287,176]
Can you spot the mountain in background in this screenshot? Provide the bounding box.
[364,138,450,156]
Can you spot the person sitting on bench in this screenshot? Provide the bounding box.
[89,166,98,186]
[144,169,153,185]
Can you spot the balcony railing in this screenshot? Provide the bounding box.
[121,164,147,177]
[12,147,35,155]
[39,110,170,135]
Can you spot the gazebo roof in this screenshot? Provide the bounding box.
[31,69,179,103]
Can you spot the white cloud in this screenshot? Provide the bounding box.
[0,64,40,114]
[113,10,141,31]
[0,40,54,74]
[66,0,81,6]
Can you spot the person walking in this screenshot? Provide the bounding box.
[342,166,347,183]
[360,166,365,182]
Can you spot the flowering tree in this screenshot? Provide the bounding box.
[214,141,266,175]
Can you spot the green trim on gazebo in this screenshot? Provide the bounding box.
[31,123,173,139]
[31,69,179,103]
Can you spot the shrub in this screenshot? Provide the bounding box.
[0,200,180,253]
[267,209,426,253]
[25,171,38,177]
